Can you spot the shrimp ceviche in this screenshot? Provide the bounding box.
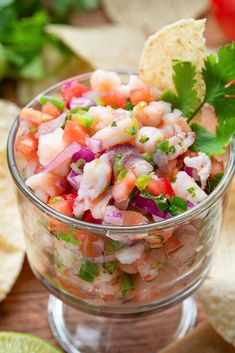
[14,19,235,304]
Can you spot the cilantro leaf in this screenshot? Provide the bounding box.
[190,122,235,155]
[161,61,199,117]
[202,43,235,123]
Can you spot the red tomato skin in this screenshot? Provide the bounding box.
[129,86,153,105]
[101,91,127,108]
[83,210,102,224]
[16,133,38,160]
[49,198,73,218]
[146,177,175,197]
[63,193,77,208]
[63,120,89,145]
[211,0,235,40]
[42,101,61,118]
[62,82,90,103]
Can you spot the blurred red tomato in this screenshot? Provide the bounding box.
[211,0,235,40]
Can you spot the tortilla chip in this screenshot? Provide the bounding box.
[139,19,206,98]
[199,179,235,346]
[47,24,146,70]
[0,100,19,151]
[102,0,208,35]
[0,249,24,301]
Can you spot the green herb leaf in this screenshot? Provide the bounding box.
[104,239,124,255]
[39,95,65,110]
[125,102,134,111]
[171,196,188,211]
[161,61,199,117]
[94,96,104,106]
[120,273,135,295]
[125,126,137,136]
[111,121,117,127]
[57,231,80,245]
[113,154,125,177]
[78,261,99,283]
[74,112,94,128]
[207,173,224,193]
[49,196,64,204]
[118,169,128,179]
[142,190,164,201]
[139,135,149,144]
[103,262,117,275]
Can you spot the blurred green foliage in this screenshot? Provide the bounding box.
[0,0,99,81]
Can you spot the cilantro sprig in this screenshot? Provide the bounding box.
[164,43,235,155]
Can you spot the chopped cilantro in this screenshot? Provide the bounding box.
[171,196,188,211]
[113,154,125,177]
[207,173,224,193]
[125,103,135,111]
[103,262,117,275]
[139,135,149,143]
[111,121,117,127]
[125,126,137,136]
[49,196,64,204]
[187,186,196,198]
[142,190,164,201]
[118,169,128,179]
[141,152,152,162]
[156,140,176,155]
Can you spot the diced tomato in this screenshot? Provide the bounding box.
[49,198,73,218]
[63,193,77,208]
[63,119,89,146]
[42,101,61,118]
[162,236,183,254]
[62,81,90,103]
[101,91,127,109]
[83,210,102,224]
[146,177,175,197]
[16,133,38,160]
[129,86,153,105]
[75,230,102,257]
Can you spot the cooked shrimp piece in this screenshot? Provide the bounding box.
[167,132,195,160]
[90,187,112,219]
[117,75,145,97]
[184,152,211,189]
[137,249,166,281]
[26,172,66,201]
[90,69,121,94]
[19,107,54,126]
[200,103,217,133]
[112,170,137,202]
[135,126,165,153]
[92,116,138,150]
[88,106,116,132]
[172,171,207,203]
[115,243,145,264]
[73,198,86,218]
[130,159,153,177]
[161,109,190,137]
[37,127,66,166]
[134,101,171,128]
[78,154,112,200]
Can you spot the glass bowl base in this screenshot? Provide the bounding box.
[48,295,197,353]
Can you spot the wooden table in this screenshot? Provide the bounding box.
[0,8,229,352]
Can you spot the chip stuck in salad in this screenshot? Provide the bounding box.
[14,19,235,301]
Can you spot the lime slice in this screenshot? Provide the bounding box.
[0,332,63,353]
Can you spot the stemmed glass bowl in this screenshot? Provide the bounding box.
[7,71,235,353]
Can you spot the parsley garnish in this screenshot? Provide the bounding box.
[125,102,135,111]
[207,173,224,193]
[125,126,137,136]
[139,135,149,143]
[187,186,196,198]
[111,121,117,127]
[156,140,176,155]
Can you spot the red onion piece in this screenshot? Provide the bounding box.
[70,97,93,109]
[71,146,95,163]
[36,113,66,138]
[132,194,171,219]
[86,137,103,153]
[103,206,123,225]
[67,170,82,190]
[183,166,193,177]
[43,142,81,176]
[187,200,195,209]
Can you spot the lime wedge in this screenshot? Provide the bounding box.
[0,332,63,353]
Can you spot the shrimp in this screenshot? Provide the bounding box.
[92,116,138,150]
[117,75,145,97]
[137,249,166,281]
[161,109,190,137]
[166,132,195,160]
[78,154,112,200]
[115,243,145,264]
[135,126,165,153]
[172,171,207,203]
[130,159,153,177]
[88,106,129,132]
[90,187,112,219]
[184,152,211,189]
[112,170,137,202]
[37,127,66,166]
[26,172,66,201]
[90,69,121,94]
[19,107,54,126]
[134,101,171,128]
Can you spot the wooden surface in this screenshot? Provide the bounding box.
[0,7,229,352]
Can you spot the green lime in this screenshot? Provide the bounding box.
[0,332,63,353]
